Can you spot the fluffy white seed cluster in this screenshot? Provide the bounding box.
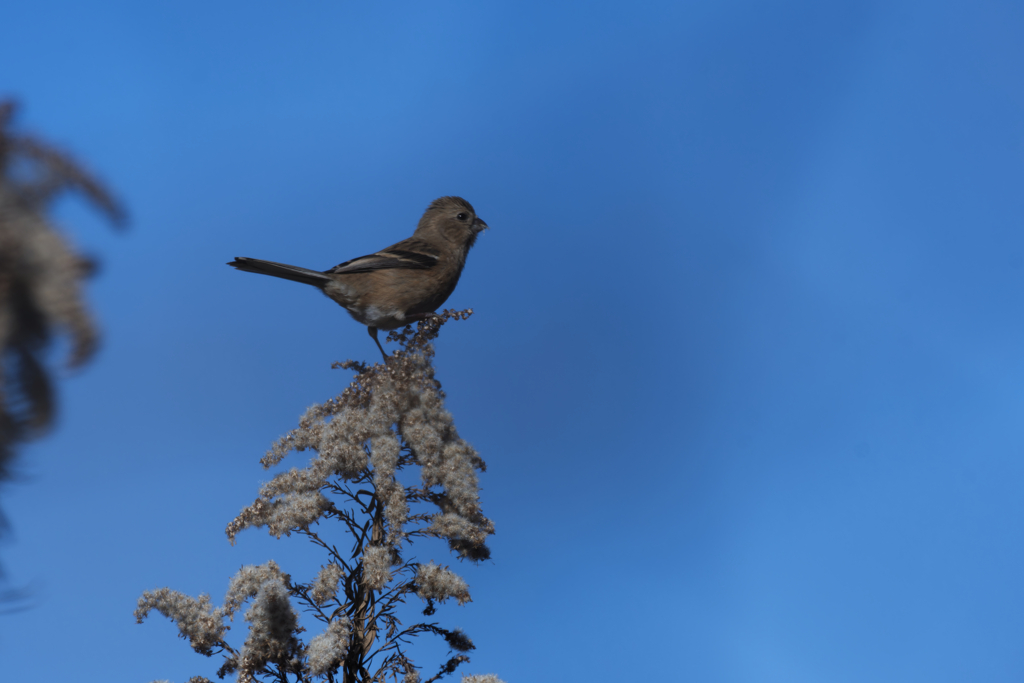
[310,563,343,606]
[227,338,493,561]
[223,560,289,617]
[236,573,301,683]
[133,589,226,656]
[415,562,471,605]
[396,355,493,557]
[371,430,408,544]
[461,675,507,683]
[225,480,330,543]
[362,544,394,590]
[305,617,353,676]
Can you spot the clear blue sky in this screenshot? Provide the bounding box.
[2,1,1023,681]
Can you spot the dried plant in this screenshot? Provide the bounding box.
[137,311,505,683]
[0,99,125,488]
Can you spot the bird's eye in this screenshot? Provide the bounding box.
[456,212,468,221]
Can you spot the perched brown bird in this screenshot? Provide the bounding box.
[228,196,488,359]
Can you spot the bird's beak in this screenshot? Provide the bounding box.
[473,217,489,232]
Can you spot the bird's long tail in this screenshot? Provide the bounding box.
[227,257,331,287]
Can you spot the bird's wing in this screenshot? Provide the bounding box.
[325,237,442,275]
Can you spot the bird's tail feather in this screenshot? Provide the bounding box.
[227,257,331,287]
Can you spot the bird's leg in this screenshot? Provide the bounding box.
[368,326,388,361]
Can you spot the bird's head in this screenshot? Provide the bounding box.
[417,196,488,249]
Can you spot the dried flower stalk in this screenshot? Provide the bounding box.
[0,100,125,487]
[138,312,504,683]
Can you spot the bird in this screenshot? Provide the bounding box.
[227,196,488,360]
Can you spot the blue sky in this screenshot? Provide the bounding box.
[2,0,1024,681]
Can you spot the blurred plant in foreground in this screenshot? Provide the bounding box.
[137,311,505,683]
[0,100,125,501]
